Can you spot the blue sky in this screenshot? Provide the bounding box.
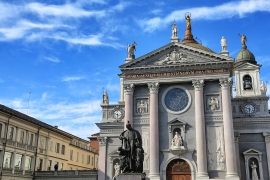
[1,0,270,139]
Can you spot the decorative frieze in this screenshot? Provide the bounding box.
[192,79,204,91]
[136,99,148,114]
[234,124,270,129]
[207,97,219,111]
[97,136,108,146]
[219,77,232,89]
[124,84,135,95]
[148,82,159,94]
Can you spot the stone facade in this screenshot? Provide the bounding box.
[96,23,270,180]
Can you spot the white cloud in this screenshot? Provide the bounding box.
[137,0,270,32]
[44,56,60,63]
[106,82,119,92]
[256,56,270,65]
[62,76,85,82]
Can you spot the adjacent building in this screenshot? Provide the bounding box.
[0,104,99,180]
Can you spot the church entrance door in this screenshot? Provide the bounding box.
[166,159,191,180]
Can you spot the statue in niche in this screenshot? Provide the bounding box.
[171,22,178,37]
[137,100,148,114]
[171,132,183,147]
[102,89,109,104]
[112,163,120,180]
[250,161,259,180]
[117,121,144,173]
[143,153,149,170]
[208,97,219,111]
[260,81,267,95]
[216,147,225,166]
[220,36,227,51]
[127,41,137,59]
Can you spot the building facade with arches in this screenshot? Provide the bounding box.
[97,16,270,180]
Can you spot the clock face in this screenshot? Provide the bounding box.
[244,104,255,114]
[113,110,122,119]
[164,88,189,112]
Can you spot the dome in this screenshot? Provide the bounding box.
[184,43,215,53]
[235,49,256,65]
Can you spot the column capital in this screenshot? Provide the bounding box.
[219,77,232,89]
[234,132,240,143]
[97,136,108,146]
[124,84,135,95]
[263,132,270,143]
[192,79,204,91]
[148,82,159,94]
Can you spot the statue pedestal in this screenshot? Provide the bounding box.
[125,57,133,63]
[220,50,229,56]
[116,173,142,180]
[170,146,188,155]
[170,37,179,43]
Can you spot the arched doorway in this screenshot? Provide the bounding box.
[166,159,191,180]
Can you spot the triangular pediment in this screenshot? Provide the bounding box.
[234,62,261,70]
[120,43,234,69]
[168,118,187,125]
[243,148,262,155]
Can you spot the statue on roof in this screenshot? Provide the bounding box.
[127,41,137,59]
[185,12,191,30]
[102,88,109,105]
[238,34,247,49]
[220,36,227,51]
[171,22,178,38]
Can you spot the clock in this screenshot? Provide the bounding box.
[113,110,123,119]
[244,104,255,114]
[162,86,191,114]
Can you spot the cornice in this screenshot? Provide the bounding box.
[232,97,269,102]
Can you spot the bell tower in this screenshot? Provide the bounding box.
[234,35,266,97]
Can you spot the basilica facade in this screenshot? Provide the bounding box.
[97,16,270,180]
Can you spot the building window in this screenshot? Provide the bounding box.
[87,155,90,164]
[29,133,34,146]
[77,152,79,162]
[9,127,14,140]
[0,124,2,138]
[82,154,84,163]
[40,138,45,149]
[4,152,12,168]
[25,156,32,170]
[61,145,65,155]
[243,75,252,90]
[70,150,73,160]
[55,143,60,153]
[50,141,53,151]
[92,157,94,166]
[48,160,52,170]
[15,154,22,169]
[20,131,24,143]
[38,159,43,171]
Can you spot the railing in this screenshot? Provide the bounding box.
[6,139,16,146]
[17,142,26,148]
[0,138,37,152]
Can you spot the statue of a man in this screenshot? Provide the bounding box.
[171,132,182,147]
[172,22,178,37]
[102,89,109,104]
[185,15,191,30]
[240,34,247,46]
[113,163,120,180]
[220,36,227,51]
[127,42,137,59]
[250,161,259,180]
[118,122,143,173]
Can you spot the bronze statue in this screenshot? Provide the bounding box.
[118,122,144,173]
[185,13,191,30]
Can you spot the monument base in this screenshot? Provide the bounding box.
[220,50,229,56]
[116,173,142,180]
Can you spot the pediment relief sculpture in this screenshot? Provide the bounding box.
[155,49,194,65]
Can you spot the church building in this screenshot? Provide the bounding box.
[96,14,270,180]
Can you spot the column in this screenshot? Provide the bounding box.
[124,84,134,129]
[119,77,124,103]
[97,136,107,180]
[192,79,209,179]
[11,152,16,174]
[234,132,241,179]
[219,77,239,180]
[263,133,270,178]
[148,82,160,180]
[22,154,26,175]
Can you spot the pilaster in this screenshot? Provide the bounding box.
[97,136,108,180]
[124,84,135,129]
[192,79,209,179]
[263,132,270,178]
[148,82,160,180]
[219,77,239,180]
[234,132,241,179]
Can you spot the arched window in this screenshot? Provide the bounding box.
[243,75,252,90]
